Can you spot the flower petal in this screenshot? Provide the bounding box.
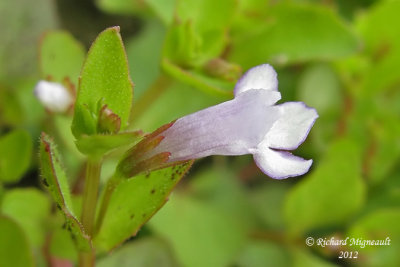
[253,147,313,179]
[234,64,278,96]
[149,89,281,162]
[264,102,318,150]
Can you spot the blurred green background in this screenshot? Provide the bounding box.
[1,0,400,266]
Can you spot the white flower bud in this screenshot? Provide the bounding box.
[34,80,73,113]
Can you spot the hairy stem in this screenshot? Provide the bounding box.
[79,158,102,267]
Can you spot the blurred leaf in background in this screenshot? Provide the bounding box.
[0,130,32,184]
[284,138,365,235]
[0,0,58,82]
[230,3,359,68]
[39,31,85,86]
[97,237,178,267]
[1,188,50,248]
[0,216,34,267]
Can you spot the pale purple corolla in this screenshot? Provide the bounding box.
[34,80,73,113]
[119,64,318,179]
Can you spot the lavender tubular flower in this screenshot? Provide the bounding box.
[119,64,318,179]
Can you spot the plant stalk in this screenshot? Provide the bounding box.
[79,158,102,267]
[79,251,95,267]
[129,74,172,124]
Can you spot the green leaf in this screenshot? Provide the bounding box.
[349,209,400,243]
[14,79,46,130]
[97,237,178,267]
[347,209,400,267]
[0,0,58,81]
[96,0,175,23]
[50,227,78,262]
[95,161,193,251]
[95,0,141,15]
[126,20,166,99]
[230,3,359,68]
[2,188,50,247]
[145,0,176,25]
[163,20,202,67]
[39,133,91,251]
[162,59,234,96]
[72,27,133,138]
[356,1,400,54]
[356,2,400,95]
[363,47,400,94]
[0,85,24,126]
[237,0,269,13]
[149,193,246,267]
[291,249,337,267]
[52,116,86,177]
[175,0,237,38]
[234,241,291,267]
[248,182,290,230]
[297,63,342,117]
[297,64,343,153]
[161,0,240,93]
[39,31,85,86]
[75,131,143,158]
[345,94,400,185]
[367,115,400,184]
[188,167,256,230]
[356,1,400,103]
[365,171,400,215]
[284,138,366,236]
[0,216,34,267]
[0,184,3,204]
[163,0,237,66]
[0,129,32,183]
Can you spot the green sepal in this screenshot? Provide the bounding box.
[97,103,121,134]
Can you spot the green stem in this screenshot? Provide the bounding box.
[81,159,102,235]
[94,172,122,236]
[129,74,172,124]
[79,251,95,267]
[79,158,102,267]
